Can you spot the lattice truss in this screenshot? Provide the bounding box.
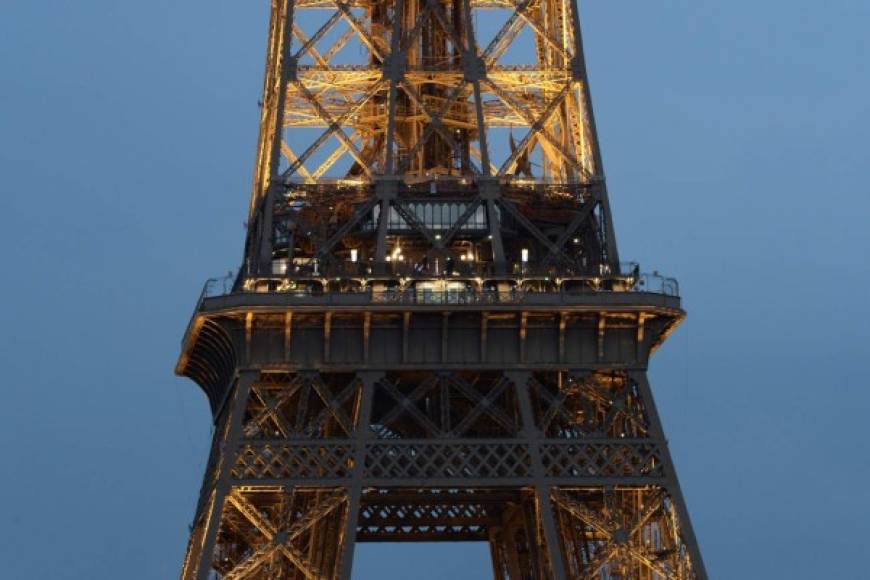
[242,0,620,283]
[551,487,697,580]
[253,0,599,191]
[184,370,703,579]
[200,486,696,579]
[211,487,351,579]
[357,488,526,541]
[179,0,705,575]
[370,371,521,438]
[262,177,609,282]
[242,372,363,440]
[229,371,666,482]
[529,372,651,439]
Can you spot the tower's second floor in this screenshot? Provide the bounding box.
[177,264,682,415]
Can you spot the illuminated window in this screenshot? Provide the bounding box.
[365,202,489,232]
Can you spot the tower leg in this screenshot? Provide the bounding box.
[179,367,704,579]
[632,371,708,580]
[536,486,568,580]
[181,371,256,580]
[533,370,707,580]
[488,529,507,580]
[511,371,568,580]
[337,372,380,580]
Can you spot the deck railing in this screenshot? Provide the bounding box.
[182,266,678,345]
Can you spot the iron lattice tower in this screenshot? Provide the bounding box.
[176,0,707,577]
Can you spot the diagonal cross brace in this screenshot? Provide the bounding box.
[487,81,581,176]
[481,1,531,65]
[283,79,383,179]
[307,376,360,436]
[334,0,386,61]
[496,197,561,256]
[294,11,342,61]
[540,194,600,267]
[530,378,574,432]
[441,196,484,246]
[293,80,372,176]
[224,491,345,580]
[510,0,571,60]
[378,376,443,437]
[245,384,302,438]
[449,376,516,436]
[390,200,441,248]
[396,81,468,174]
[315,197,380,261]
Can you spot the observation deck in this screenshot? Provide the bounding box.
[177,264,684,414]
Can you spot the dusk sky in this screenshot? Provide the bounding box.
[1,0,868,578]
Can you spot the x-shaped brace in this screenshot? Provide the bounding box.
[449,375,516,435]
[282,78,383,179]
[377,376,443,436]
[396,81,469,174]
[539,195,599,267]
[553,490,679,580]
[244,379,306,438]
[486,81,580,175]
[223,492,322,580]
[305,376,360,436]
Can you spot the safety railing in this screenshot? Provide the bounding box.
[196,267,678,300]
[182,267,679,344]
[246,261,677,293]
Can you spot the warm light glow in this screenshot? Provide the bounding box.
[521,248,529,262]
[271,259,288,275]
[350,249,358,262]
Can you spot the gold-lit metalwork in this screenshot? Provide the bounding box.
[174,0,707,577]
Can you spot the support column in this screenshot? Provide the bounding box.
[631,371,708,580]
[324,311,333,362]
[519,311,528,363]
[502,512,524,580]
[402,311,411,362]
[441,312,450,363]
[508,371,567,580]
[363,312,371,362]
[244,312,253,364]
[337,371,383,580]
[373,174,398,276]
[481,313,488,362]
[567,0,619,267]
[284,311,293,362]
[250,0,295,216]
[189,370,258,580]
[488,533,506,580]
[383,0,403,175]
[485,198,506,272]
[257,187,276,272]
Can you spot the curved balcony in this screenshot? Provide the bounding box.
[181,266,681,346]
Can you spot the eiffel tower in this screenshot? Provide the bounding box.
[176,0,707,577]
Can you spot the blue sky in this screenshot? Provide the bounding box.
[1,0,868,578]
